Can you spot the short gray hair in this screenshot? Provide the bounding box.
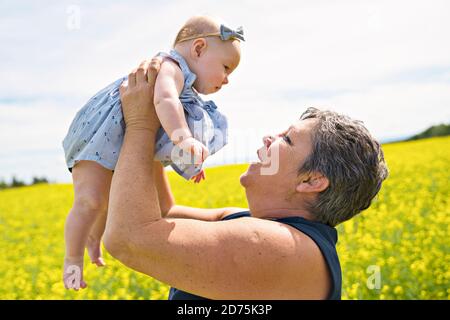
[299,107,389,227]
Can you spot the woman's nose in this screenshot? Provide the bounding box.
[263,135,274,147]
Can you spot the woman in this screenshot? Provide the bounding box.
[103,58,388,300]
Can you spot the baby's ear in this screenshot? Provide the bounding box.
[192,38,207,58]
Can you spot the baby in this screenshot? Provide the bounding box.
[61,15,244,290]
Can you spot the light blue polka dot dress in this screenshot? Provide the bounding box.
[62,50,228,180]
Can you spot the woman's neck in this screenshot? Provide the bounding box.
[247,193,314,220]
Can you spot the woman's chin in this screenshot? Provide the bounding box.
[239,162,261,187]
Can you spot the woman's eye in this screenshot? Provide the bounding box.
[283,134,292,145]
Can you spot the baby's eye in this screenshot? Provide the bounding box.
[224,65,230,71]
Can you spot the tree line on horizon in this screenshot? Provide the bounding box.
[0,176,49,190]
[406,123,450,141]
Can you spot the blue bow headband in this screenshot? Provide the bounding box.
[176,24,245,43]
[218,25,245,41]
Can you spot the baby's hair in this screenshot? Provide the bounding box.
[173,15,221,47]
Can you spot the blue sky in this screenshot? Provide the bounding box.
[1,0,449,183]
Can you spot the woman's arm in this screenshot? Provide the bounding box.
[104,60,162,251]
[167,205,249,221]
[154,160,248,221]
[153,161,175,217]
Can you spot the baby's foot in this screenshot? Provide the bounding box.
[191,169,206,183]
[87,237,106,267]
[63,257,87,290]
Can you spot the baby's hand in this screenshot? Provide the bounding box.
[191,169,206,183]
[177,137,209,165]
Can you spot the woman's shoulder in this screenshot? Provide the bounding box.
[215,210,332,299]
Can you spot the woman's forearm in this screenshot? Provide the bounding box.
[153,161,175,217]
[105,127,161,247]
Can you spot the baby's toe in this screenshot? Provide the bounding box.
[92,257,106,267]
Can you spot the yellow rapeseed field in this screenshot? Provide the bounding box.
[0,136,448,299]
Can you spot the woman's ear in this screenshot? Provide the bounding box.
[191,38,207,58]
[296,173,329,194]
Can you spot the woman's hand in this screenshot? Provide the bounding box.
[119,57,162,133]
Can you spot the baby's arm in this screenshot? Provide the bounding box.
[154,60,209,165]
[154,59,191,145]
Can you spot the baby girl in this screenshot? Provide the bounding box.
[61,15,244,290]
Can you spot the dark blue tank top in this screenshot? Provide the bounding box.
[168,211,342,300]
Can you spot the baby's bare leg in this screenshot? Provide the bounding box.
[86,208,107,266]
[63,160,113,290]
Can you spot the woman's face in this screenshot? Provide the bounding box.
[240,119,317,203]
[190,38,241,95]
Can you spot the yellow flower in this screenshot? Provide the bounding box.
[394,286,404,295]
[1,137,449,299]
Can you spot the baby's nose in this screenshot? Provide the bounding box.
[222,76,229,85]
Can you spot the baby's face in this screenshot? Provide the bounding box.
[193,39,241,95]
